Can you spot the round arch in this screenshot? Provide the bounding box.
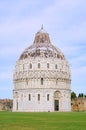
[54,91,61,111]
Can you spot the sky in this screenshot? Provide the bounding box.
[0,0,86,99]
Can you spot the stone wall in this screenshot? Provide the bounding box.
[1,98,86,112]
[71,98,86,111]
[0,99,13,111]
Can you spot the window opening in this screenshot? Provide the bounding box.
[55,64,57,69]
[29,94,31,101]
[41,78,43,85]
[38,94,40,101]
[47,94,49,101]
[47,63,49,68]
[38,63,40,68]
[30,63,32,69]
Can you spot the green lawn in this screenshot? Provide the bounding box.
[0,111,86,130]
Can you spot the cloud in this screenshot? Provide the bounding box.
[0,45,25,58]
[0,86,12,99]
[0,0,86,44]
[71,65,86,94]
[58,22,86,44]
[0,86,12,91]
[72,66,86,80]
[0,0,86,98]
[0,71,12,81]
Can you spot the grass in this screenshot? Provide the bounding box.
[0,111,86,130]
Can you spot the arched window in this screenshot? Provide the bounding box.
[41,78,43,85]
[23,64,24,69]
[30,63,32,69]
[56,79,58,85]
[26,79,28,86]
[47,63,49,68]
[29,94,31,101]
[38,63,40,68]
[38,94,40,101]
[47,94,49,101]
[55,64,57,69]
[16,101,18,110]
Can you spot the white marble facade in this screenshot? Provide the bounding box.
[13,27,71,112]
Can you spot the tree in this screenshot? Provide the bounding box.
[78,93,84,98]
[84,95,86,98]
[71,91,77,100]
[78,93,86,98]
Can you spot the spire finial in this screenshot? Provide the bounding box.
[41,24,43,30]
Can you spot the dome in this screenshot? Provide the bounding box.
[19,26,65,60]
[14,26,71,81]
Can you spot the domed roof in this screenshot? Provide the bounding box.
[19,26,65,60]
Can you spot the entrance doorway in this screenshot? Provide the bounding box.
[54,91,61,111]
[54,100,59,111]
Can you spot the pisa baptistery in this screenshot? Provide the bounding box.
[13,26,71,112]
